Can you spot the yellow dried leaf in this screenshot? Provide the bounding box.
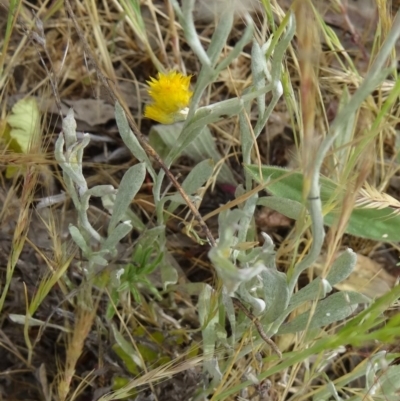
[7,97,40,154]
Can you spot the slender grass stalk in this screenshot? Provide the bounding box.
[287,11,400,295]
[0,0,22,85]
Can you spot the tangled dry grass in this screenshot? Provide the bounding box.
[1,1,400,400]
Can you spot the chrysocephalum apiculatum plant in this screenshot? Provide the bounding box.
[136,2,400,399]
[55,109,146,282]
[55,0,400,399]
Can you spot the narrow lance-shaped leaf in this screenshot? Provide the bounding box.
[115,102,156,180]
[198,284,222,382]
[260,267,289,323]
[69,225,90,255]
[278,291,370,335]
[166,159,214,215]
[108,163,146,235]
[289,249,357,310]
[150,124,236,184]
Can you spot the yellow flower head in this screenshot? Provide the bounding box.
[144,71,193,124]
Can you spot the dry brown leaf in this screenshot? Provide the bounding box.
[9,95,117,127]
[256,206,292,231]
[62,98,115,126]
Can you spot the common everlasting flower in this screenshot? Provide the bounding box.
[144,71,193,124]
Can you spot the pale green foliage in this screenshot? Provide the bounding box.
[150,124,236,184]
[55,109,145,276]
[54,1,400,399]
[106,227,164,319]
[162,3,400,398]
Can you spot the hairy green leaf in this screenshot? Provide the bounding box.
[108,163,146,235]
[278,291,370,334]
